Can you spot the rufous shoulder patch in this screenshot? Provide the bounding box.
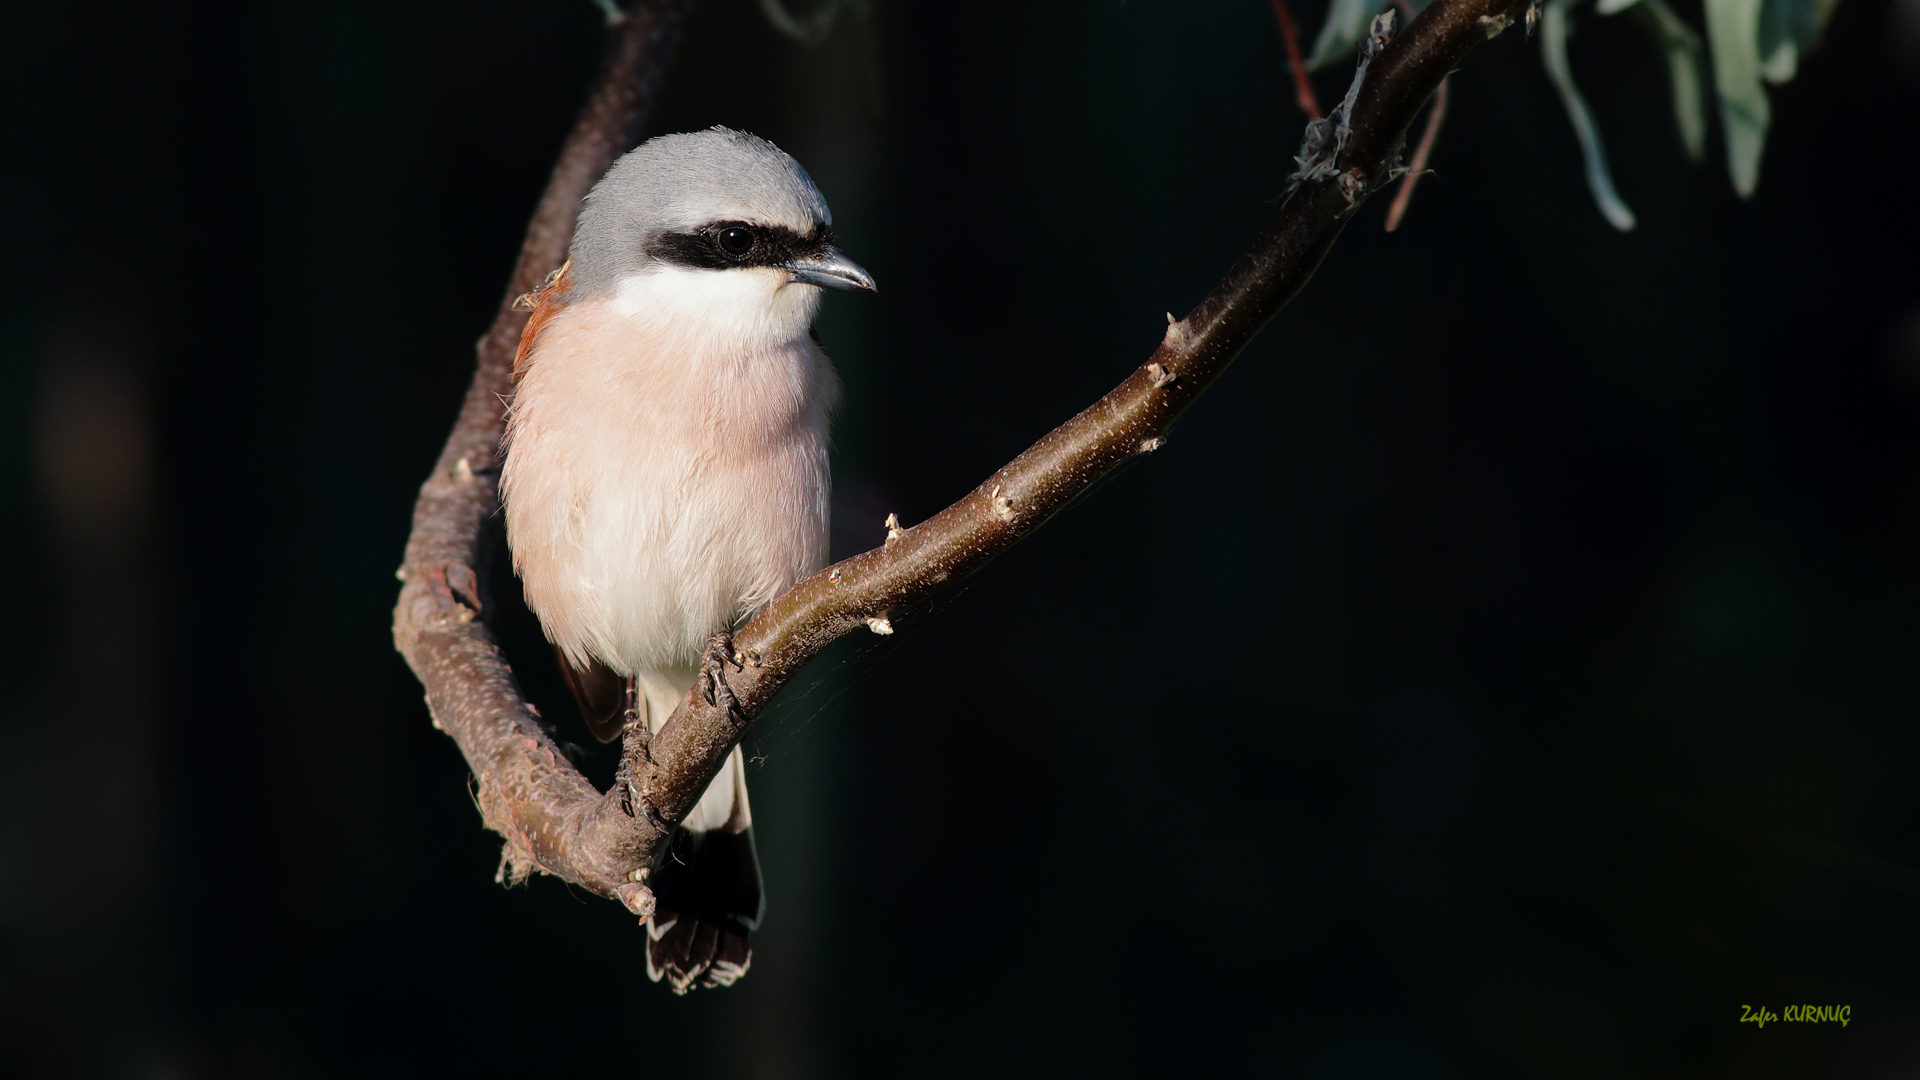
[512,260,572,382]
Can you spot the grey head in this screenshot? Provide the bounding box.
[568,126,874,297]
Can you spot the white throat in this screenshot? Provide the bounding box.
[610,264,822,359]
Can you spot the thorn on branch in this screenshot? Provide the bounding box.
[866,613,894,635]
[883,512,905,543]
[1162,313,1187,347]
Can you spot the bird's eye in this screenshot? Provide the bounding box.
[717,227,756,256]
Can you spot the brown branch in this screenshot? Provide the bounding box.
[393,0,1532,913]
[1384,74,1451,232]
[391,0,707,901]
[1269,0,1324,118]
[638,0,1534,867]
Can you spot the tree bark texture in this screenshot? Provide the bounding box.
[392,0,1536,911]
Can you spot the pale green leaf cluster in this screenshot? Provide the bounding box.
[1305,0,1412,70]
[1304,0,1841,229]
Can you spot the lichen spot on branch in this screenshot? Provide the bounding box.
[1289,10,1396,191]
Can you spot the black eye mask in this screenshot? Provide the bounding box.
[647,220,835,272]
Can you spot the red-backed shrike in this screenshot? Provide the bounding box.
[502,127,874,992]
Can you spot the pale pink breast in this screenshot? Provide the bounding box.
[502,296,838,678]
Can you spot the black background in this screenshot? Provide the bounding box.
[5,0,1920,1075]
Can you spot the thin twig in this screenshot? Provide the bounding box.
[1269,0,1324,117]
[1384,74,1449,231]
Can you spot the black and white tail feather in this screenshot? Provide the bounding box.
[563,651,765,993]
[646,825,763,991]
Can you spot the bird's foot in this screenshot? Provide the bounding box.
[617,677,670,828]
[698,629,747,729]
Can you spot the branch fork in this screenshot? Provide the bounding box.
[393,0,1533,916]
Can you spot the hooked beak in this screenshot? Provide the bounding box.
[783,245,877,293]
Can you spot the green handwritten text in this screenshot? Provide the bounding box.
[1740,1004,1850,1028]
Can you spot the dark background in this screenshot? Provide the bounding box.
[5,0,1919,1075]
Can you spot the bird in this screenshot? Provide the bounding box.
[500,127,874,993]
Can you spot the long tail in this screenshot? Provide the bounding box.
[635,668,764,993]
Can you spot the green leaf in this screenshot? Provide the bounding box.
[1305,0,1396,70]
[1541,0,1638,230]
[1706,0,1837,195]
[1758,0,1842,82]
[1704,0,1770,196]
[1628,0,1710,161]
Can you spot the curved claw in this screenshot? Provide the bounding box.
[698,629,747,728]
